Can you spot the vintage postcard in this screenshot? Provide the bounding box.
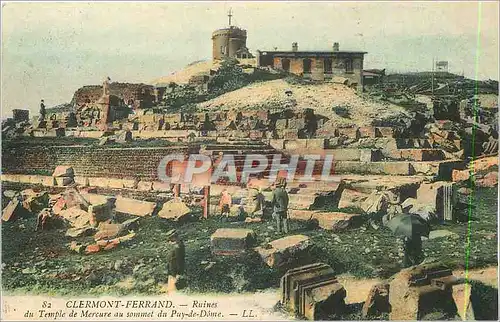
[1,1,499,321]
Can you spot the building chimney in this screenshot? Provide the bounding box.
[333,42,339,52]
[292,42,298,52]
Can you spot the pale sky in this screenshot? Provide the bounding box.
[1,1,499,117]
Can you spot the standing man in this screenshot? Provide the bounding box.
[272,177,289,234]
[251,187,265,217]
[39,99,46,121]
[219,189,232,220]
[166,229,185,293]
[402,233,423,268]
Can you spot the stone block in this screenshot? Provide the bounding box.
[115,196,156,217]
[400,149,445,161]
[476,171,498,187]
[79,193,108,205]
[452,169,469,182]
[270,139,286,150]
[29,175,56,187]
[78,131,105,138]
[389,263,459,320]
[280,263,346,320]
[360,149,383,162]
[107,178,126,189]
[66,227,95,238]
[312,212,363,231]
[88,202,114,224]
[87,177,109,188]
[137,181,153,191]
[470,156,498,172]
[362,282,390,318]
[94,222,125,241]
[284,139,306,151]
[358,126,376,138]
[210,228,257,255]
[85,244,101,254]
[18,175,33,184]
[2,199,30,222]
[52,165,74,177]
[255,235,312,268]
[334,161,411,175]
[158,199,190,221]
[451,283,475,321]
[335,127,360,139]
[58,206,92,229]
[22,190,49,213]
[375,127,394,138]
[55,176,74,186]
[289,209,316,221]
[249,130,263,139]
[305,139,327,149]
[417,182,455,221]
[281,263,332,311]
[276,119,288,130]
[315,128,334,138]
[338,189,370,209]
[74,176,89,187]
[301,280,346,320]
[283,129,299,140]
[327,149,361,161]
[152,181,171,192]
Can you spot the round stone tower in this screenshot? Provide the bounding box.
[212,9,248,60]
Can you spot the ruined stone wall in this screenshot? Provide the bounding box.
[72,83,156,109]
[1,146,190,180]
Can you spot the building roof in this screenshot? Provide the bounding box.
[363,71,383,77]
[258,50,367,57]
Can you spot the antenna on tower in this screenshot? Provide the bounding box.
[228,8,233,27]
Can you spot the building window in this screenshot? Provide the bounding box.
[324,58,333,73]
[303,58,312,73]
[282,58,290,72]
[345,59,353,73]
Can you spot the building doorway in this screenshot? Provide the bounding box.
[282,58,290,72]
[303,58,312,74]
[324,58,333,74]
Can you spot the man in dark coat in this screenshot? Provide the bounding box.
[402,233,423,268]
[272,177,289,234]
[39,99,46,121]
[166,229,185,293]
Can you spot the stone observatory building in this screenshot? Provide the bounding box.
[212,9,254,60]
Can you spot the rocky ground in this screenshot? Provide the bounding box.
[2,184,497,296]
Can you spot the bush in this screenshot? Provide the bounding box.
[333,105,351,119]
[164,85,206,111]
[207,58,250,99]
[285,75,313,85]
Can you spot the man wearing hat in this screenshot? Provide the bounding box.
[166,229,185,293]
[272,177,289,234]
